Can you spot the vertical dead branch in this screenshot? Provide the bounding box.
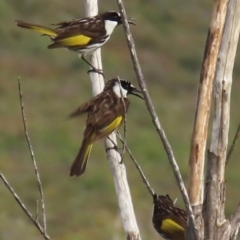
[188,0,229,208]
[188,0,229,237]
[204,0,240,239]
[84,1,141,239]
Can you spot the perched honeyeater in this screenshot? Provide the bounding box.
[152,194,187,240]
[69,78,143,177]
[15,12,135,73]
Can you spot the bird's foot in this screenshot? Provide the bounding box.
[87,68,105,78]
[106,146,124,164]
[106,145,119,152]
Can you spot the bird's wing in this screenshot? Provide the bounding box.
[69,90,114,118]
[87,92,129,136]
[69,98,95,118]
[171,207,187,229]
[53,16,106,40]
[160,218,185,240]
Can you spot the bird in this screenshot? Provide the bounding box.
[69,78,143,177]
[152,194,187,240]
[15,11,135,74]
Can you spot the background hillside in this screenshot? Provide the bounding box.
[1,0,240,239]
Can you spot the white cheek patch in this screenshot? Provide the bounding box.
[113,82,128,98]
[105,20,118,35]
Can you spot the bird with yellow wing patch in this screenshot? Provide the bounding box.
[69,78,143,177]
[152,194,187,240]
[16,12,135,74]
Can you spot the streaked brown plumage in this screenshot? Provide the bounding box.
[152,194,187,240]
[70,78,142,177]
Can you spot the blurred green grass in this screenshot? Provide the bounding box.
[1,0,240,239]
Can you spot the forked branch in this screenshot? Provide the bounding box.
[0,173,50,240]
[0,78,50,240]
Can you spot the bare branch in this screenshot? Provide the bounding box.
[0,173,50,240]
[104,135,141,240]
[230,201,240,238]
[204,0,240,238]
[117,133,154,197]
[115,0,197,238]
[18,77,47,232]
[188,0,229,213]
[117,76,127,157]
[231,228,239,240]
[226,122,240,165]
[84,1,141,239]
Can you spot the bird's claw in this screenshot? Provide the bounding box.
[105,145,119,152]
[87,68,105,78]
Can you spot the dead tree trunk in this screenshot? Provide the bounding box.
[188,0,240,239]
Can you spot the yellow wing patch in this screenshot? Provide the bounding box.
[100,116,123,135]
[59,35,91,46]
[161,219,184,233]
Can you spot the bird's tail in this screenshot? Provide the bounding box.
[15,20,57,37]
[70,138,93,177]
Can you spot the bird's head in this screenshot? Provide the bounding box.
[105,79,143,99]
[102,11,135,26]
[153,194,174,210]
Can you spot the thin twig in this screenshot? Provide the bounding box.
[117,133,154,197]
[226,122,240,165]
[0,173,50,240]
[230,201,240,238]
[36,199,39,221]
[116,1,197,238]
[231,228,239,240]
[117,76,127,157]
[18,77,47,233]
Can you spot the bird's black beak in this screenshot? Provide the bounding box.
[127,17,136,26]
[130,88,144,99]
[118,16,136,26]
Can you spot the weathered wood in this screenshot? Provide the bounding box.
[188,0,232,238]
[188,0,229,207]
[84,1,141,239]
[204,0,240,239]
